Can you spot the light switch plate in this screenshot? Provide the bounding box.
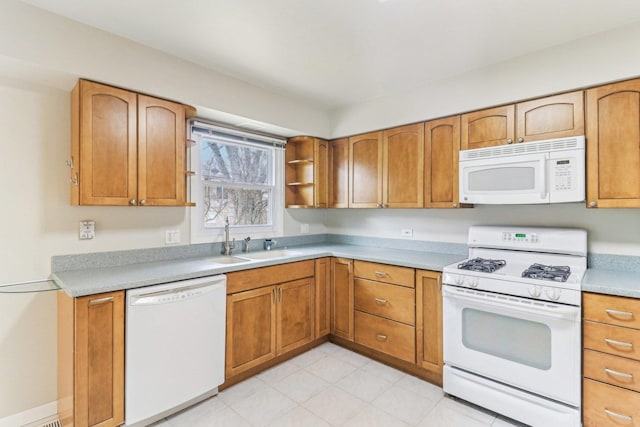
[79,220,95,240]
[300,223,310,234]
[165,230,181,245]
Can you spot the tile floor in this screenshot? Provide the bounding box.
[152,342,527,427]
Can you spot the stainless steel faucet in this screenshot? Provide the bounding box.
[221,217,235,255]
[264,239,278,251]
[242,236,251,253]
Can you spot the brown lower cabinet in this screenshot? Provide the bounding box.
[330,257,354,340]
[58,290,125,427]
[225,261,315,379]
[315,257,331,338]
[416,270,443,376]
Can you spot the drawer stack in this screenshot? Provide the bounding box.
[353,261,416,363]
[583,292,640,426]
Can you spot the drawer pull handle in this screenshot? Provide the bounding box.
[605,338,634,349]
[89,296,114,305]
[606,309,634,318]
[374,297,388,305]
[375,333,388,341]
[605,368,634,379]
[604,408,633,422]
[374,271,388,277]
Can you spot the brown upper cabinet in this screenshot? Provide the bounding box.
[424,116,464,208]
[329,138,349,208]
[285,136,328,208]
[70,80,194,206]
[586,79,640,208]
[461,91,584,150]
[349,131,383,208]
[382,123,424,208]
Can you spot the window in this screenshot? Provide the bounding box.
[190,121,285,243]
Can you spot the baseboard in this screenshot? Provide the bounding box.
[0,401,57,427]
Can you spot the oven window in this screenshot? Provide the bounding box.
[461,308,551,370]
[468,167,535,191]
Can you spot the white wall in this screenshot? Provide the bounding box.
[325,205,640,256]
[331,21,640,137]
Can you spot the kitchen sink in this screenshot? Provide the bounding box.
[209,256,252,265]
[241,249,301,260]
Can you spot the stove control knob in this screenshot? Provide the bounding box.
[455,276,465,286]
[528,286,542,298]
[469,278,479,288]
[545,288,561,301]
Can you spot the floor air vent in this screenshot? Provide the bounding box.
[22,415,61,427]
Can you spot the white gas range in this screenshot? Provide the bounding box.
[442,226,587,427]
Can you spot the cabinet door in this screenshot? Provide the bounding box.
[331,258,354,341]
[77,80,137,206]
[226,286,277,378]
[516,91,584,143]
[75,291,124,427]
[315,257,331,337]
[314,139,329,208]
[349,132,383,208]
[416,270,443,377]
[382,124,424,208]
[424,116,461,208]
[587,80,640,208]
[138,95,186,206]
[461,105,515,150]
[277,278,315,354]
[329,138,349,208]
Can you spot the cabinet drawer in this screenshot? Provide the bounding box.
[584,321,640,361]
[353,261,414,288]
[584,293,640,329]
[354,279,415,325]
[583,378,640,427]
[227,260,314,294]
[354,311,415,363]
[584,349,640,393]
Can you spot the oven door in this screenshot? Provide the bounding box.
[442,285,581,406]
[459,152,548,204]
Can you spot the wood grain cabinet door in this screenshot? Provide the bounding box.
[416,270,443,378]
[382,123,424,208]
[329,138,349,208]
[226,286,277,378]
[349,132,383,208]
[76,80,137,206]
[461,105,515,150]
[587,79,640,208]
[137,95,186,206]
[315,257,331,338]
[74,291,125,427]
[515,91,584,143]
[277,278,315,354]
[424,116,461,208]
[331,258,354,341]
[314,139,329,208]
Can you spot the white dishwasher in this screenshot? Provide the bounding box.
[125,275,226,426]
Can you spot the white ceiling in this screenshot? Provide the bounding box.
[21,0,640,111]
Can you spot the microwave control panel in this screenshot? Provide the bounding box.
[548,150,585,203]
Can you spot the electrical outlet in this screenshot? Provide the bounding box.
[401,228,413,238]
[165,230,181,245]
[300,223,310,234]
[79,220,95,240]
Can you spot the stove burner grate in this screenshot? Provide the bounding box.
[458,258,506,273]
[522,263,571,282]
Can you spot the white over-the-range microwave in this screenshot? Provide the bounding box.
[459,136,585,205]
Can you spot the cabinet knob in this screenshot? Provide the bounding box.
[382,203,387,208]
[517,137,524,143]
[452,202,458,208]
[130,199,137,205]
[507,138,513,144]
[140,199,147,206]
[377,203,382,208]
[589,201,597,208]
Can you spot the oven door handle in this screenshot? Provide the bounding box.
[442,286,579,320]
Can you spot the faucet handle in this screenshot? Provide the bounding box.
[243,236,251,252]
[264,239,278,250]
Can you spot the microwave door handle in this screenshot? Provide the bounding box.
[540,157,548,200]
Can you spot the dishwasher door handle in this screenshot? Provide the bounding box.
[131,278,225,306]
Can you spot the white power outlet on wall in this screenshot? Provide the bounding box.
[79,220,95,240]
[300,223,310,234]
[165,230,181,245]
